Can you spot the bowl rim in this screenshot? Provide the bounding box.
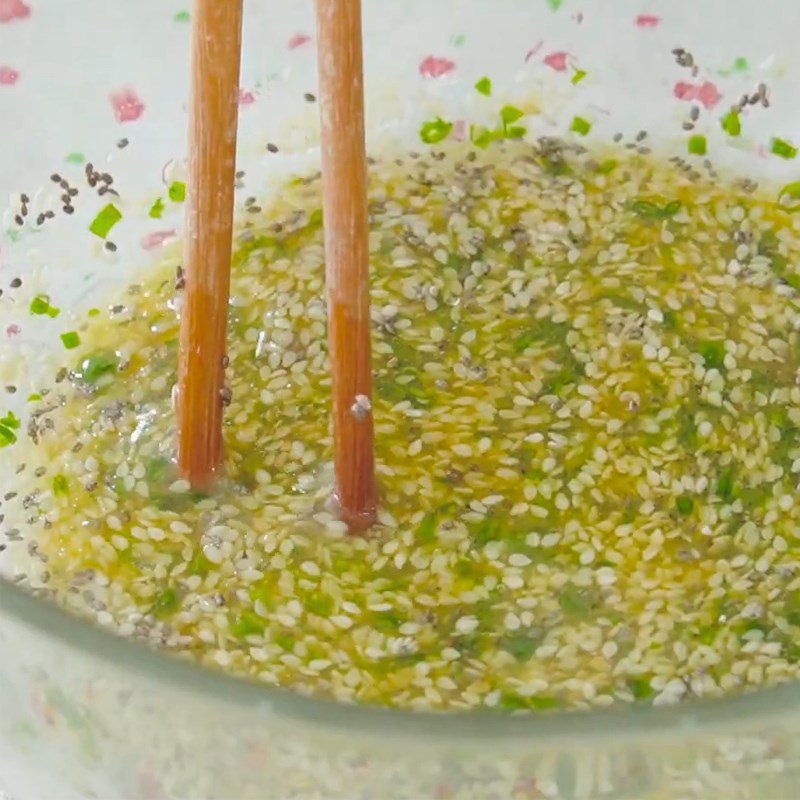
[1,576,795,744]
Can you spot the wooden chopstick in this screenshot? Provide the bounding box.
[315,0,378,530]
[177,0,244,490]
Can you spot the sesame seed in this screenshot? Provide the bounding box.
[9,137,800,718]
[455,616,479,634]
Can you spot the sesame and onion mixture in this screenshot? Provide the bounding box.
[9,140,800,712]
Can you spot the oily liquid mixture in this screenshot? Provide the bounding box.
[8,140,800,712]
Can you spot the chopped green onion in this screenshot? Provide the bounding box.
[716,464,737,502]
[718,56,749,77]
[771,137,798,160]
[699,340,726,369]
[29,295,50,315]
[27,393,42,402]
[78,351,119,384]
[60,331,81,350]
[662,309,678,329]
[0,426,15,447]
[632,201,661,217]
[89,204,122,239]
[418,511,438,544]
[474,76,492,96]
[186,552,212,577]
[149,198,165,219]
[721,111,741,137]
[778,181,800,212]
[469,113,529,149]
[450,33,465,46]
[559,585,590,617]
[52,474,69,496]
[0,411,19,430]
[419,118,453,144]
[499,633,539,662]
[153,588,181,617]
[168,181,186,202]
[631,199,682,219]
[500,105,525,128]
[0,411,18,447]
[145,457,170,483]
[570,116,591,136]
[65,152,85,164]
[627,677,655,700]
[306,593,335,617]
[505,125,527,139]
[571,68,587,85]
[470,125,495,149]
[174,9,190,22]
[231,609,265,638]
[688,134,707,155]
[676,495,694,515]
[596,159,617,174]
[87,308,100,317]
[30,295,60,318]
[546,0,563,9]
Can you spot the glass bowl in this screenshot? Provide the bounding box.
[2,1,800,797]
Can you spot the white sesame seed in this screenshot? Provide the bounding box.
[504,612,521,631]
[455,615,479,634]
[502,574,524,589]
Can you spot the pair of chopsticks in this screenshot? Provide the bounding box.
[177,0,376,531]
